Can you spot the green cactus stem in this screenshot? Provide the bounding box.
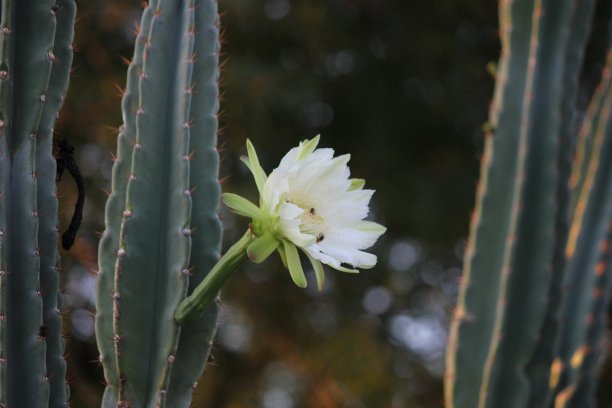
[96,1,222,406]
[445,0,595,406]
[554,49,612,406]
[0,0,75,406]
[525,1,596,405]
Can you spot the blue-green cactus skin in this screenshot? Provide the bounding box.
[525,1,596,405]
[37,1,75,406]
[96,1,222,406]
[0,0,75,406]
[444,0,606,406]
[554,50,612,407]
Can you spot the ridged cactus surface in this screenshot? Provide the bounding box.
[554,50,612,407]
[0,0,75,406]
[96,0,222,406]
[444,0,612,406]
[525,1,595,405]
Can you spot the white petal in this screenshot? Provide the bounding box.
[320,189,374,223]
[279,201,304,219]
[316,241,378,268]
[262,171,289,211]
[304,246,359,273]
[278,202,316,247]
[323,224,383,250]
[277,146,301,170]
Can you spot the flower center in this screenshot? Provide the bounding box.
[286,193,326,241]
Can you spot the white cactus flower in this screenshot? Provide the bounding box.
[223,135,386,290]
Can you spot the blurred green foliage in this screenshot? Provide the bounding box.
[54,0,610,407]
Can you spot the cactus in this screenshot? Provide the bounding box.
[554,50,612,407]
[0,0,75,406]
[95,0,222,406]
[445,0,612,406]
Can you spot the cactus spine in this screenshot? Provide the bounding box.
[0,0,75,406]
[96,1,222,406]
[444,0,612,406]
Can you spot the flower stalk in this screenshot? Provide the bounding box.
[175,230,255,324]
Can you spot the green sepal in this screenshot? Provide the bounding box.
[283,240,307,288]
[247,232,279,264]
[245,139,267,195]
[277,245,288,268]
[349,178,366,191]
[297,134,320,160]
[304,251,325,291]
[356,221,387,234]
[222,193,262,219]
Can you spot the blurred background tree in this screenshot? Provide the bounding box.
[56,0,610,407]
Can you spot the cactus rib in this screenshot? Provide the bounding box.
[483,0,574,405]
[164,1,222,405]
[525,1,596,405]
[564,222,612,408]
[96,2,157,401]
[0,0,12,403]
[445,0,535,405]
[5,1,57,405]
[556,49,612,402]
[36,1,75,406]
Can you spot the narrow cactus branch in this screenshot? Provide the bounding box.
[5,1,57,405]
[526,1,596,405]
[37,1,75,406]
[0,0,12,403]
[483,0,575,405]
[445,0,536,405]
[164,0,222,403]
[0,0,75,405]
[96,2,156,402]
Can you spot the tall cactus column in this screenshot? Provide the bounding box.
[96,1,222,407]
[444,0,595,406]
[0,0,75,406]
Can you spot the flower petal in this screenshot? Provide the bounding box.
[315,239,378,269]
[246,139,268,195]
[303,250,325,290]
[304,247,359,273]
[279,202,316,247]
[355,220,387,235]
[283,240,307,288]
[247,232,279,264]
[222,193,262,219]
